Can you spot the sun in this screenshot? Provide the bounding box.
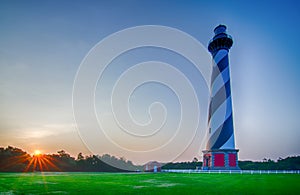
[24,149,60,172]
[34,150,41,156]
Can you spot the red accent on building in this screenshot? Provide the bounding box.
[203,154,211,167]
[229,153,236,167]
[214,153,225,167]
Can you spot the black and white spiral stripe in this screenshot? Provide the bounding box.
[207,49,235,150]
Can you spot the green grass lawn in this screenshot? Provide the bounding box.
[0,172,299,194]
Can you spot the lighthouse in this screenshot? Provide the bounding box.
[202,25,240,170]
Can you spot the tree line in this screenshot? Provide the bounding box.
[0,146,299,172]
[0,146,140,172]
[163,156,300,170]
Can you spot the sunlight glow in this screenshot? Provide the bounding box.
[34,150,41,156]
[24,152,60,172]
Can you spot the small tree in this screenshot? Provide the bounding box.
[77,152,84,161]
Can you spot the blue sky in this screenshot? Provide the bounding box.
[0,0,299,163]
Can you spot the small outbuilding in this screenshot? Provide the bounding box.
[144,161,161,172]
